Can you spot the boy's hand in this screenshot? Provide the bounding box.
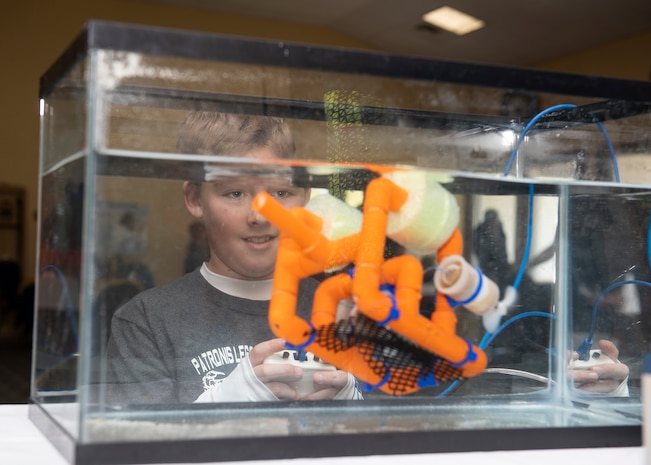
[301,369,351,400]
[250,338,353,400]
[569,339,629,394]
[250,338,303,400]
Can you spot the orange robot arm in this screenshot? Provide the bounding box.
[352,177,408,322]
[350,181,486,379]
[253,173,490,394]
[252,193,361,347]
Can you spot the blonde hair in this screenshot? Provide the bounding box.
[177,111,296,158]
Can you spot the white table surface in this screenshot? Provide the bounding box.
[0,403,646,465]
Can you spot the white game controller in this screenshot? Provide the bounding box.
[569,349,616,370]
[263,349,336,397]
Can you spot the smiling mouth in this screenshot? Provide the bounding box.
[245,235,275,244]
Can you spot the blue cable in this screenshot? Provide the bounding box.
[503,104,577,177]
[498,103,623,361]
[594,120,620,182]
[436,310,558,398]
[40,265,79,345]
[442,102,623,396]
[468,179,535,364]
[503,103,620,182]
[435,378,460,398]
[437,134,538,399]
[577,279,651,360]
[480,311,558,350]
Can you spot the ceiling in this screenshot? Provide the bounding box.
[130,0,651,67]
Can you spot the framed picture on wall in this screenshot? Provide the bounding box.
[0,191,21,226]
[0,185,25,262]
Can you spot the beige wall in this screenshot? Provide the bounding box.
[533,30,651,80]
[0,0,374,281]
[1,0,649,282]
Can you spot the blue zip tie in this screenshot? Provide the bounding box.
[417,369,439,389]
[362,367,391,391]
[284,323,317,351]
[449,339,478,367]
[376,284,400,325]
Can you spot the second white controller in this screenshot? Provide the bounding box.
[569,349,616,370]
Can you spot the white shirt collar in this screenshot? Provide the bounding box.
[200,263,272,300]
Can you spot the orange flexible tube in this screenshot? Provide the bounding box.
[352,177,408,322]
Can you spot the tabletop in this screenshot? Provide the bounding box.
[0,404,646,465]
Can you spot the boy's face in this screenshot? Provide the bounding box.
[183,147,309,280]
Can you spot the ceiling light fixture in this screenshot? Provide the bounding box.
[422,6,485,36]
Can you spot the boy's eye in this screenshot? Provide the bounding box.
[226,191,245,199]
[272,190,290,199]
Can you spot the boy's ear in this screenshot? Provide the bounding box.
[302,188,311,205]
[183,181,203,219]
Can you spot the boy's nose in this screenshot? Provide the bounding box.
[248,204,269,224]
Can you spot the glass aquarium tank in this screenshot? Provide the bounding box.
[31,20,651,464]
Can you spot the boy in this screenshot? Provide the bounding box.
[105,112,361,404]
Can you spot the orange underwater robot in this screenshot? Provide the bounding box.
[253,169,502,395]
